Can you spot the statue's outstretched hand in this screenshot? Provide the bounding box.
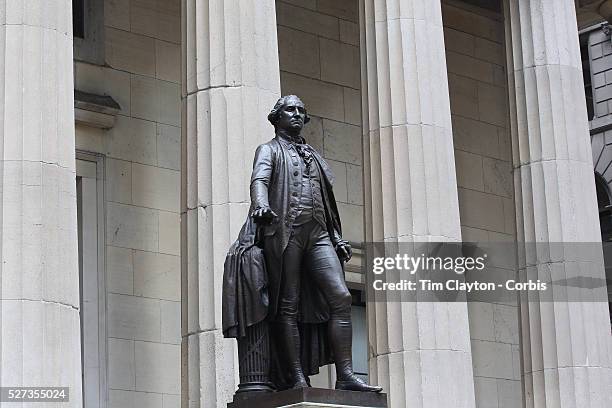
[335,241,352,262]
[251,206,277,224]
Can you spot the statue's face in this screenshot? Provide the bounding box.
[277,97,306,133]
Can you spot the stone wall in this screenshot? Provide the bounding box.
[276,0,364,245]
[590,27,612,118]
[74,0,181,407]
[586,25,612,328]
[443,2,521,407]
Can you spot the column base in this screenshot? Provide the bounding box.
[227,387,388,408]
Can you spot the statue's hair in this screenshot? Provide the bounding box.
[267,95,311,128]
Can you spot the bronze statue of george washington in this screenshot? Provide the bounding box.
[222,95,382,393]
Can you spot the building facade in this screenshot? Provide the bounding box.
[0,0,611,407]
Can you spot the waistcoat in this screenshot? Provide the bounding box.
[294,152,327,228]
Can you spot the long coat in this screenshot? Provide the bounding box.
[222,135,346,384]
[250,136,345,321]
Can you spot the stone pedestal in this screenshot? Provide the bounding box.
[228,388,387,408]
[360,0,476,407]
[0,1,82,406]
[181,0,281,407]
[506,0,612,407]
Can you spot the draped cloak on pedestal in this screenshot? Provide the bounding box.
[222,136,345,390]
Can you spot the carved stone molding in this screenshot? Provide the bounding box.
[74,90,120,129]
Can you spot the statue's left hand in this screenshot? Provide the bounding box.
[335,241,352,262]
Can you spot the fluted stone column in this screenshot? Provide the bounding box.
[0,1,82,406]
[181,1,281,407]
[505,0,612,406]
[360,1,476,407]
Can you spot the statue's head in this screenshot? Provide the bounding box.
[268,95,311,134]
